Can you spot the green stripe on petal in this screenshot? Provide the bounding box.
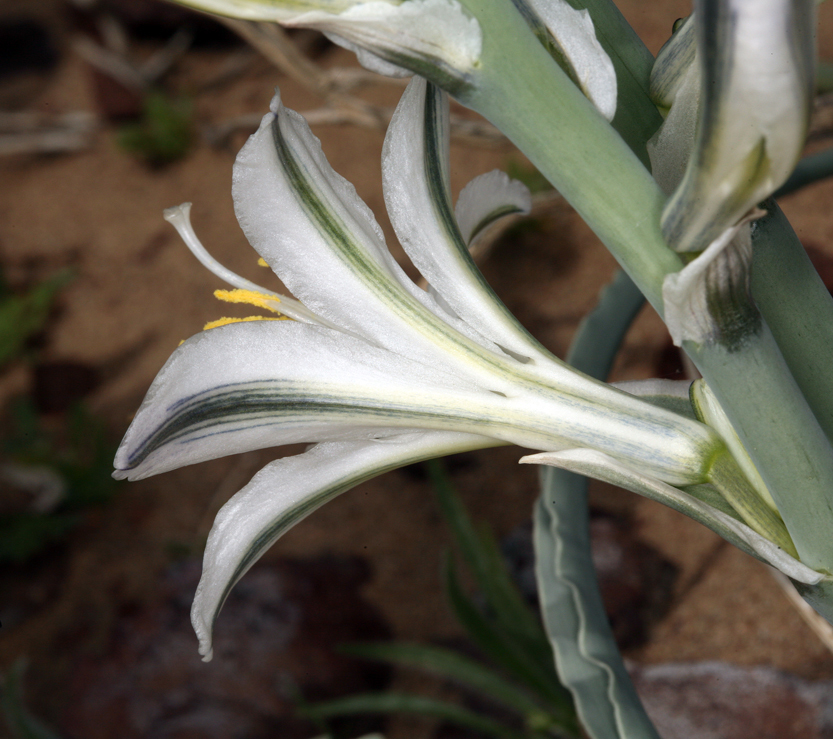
[192,431,499,661]
[649,15,695,112]
[382,78,558,367]
[113,322,513,479]
[522,449,819,582]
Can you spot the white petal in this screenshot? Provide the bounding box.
[455,170,531,247]
[297,0,482,82]
[113,321,509,481]
[522,449,824,585]
[172,0,365,21]
[113,319,724,487]
[232,88,506,375]
[192,430,497,660]
[649,15,696,112]
[382,78,556,366]
[662,216,758,347]
[177,0,481,81]
[661,0,815,253]
[524,0,617,120]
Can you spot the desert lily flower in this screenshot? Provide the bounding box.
[114,77,819,661]
[648,0,815,346]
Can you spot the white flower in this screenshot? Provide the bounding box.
[648,0,815,346]
[114,78,751,660]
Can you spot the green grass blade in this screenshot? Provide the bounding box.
[1,662,63,739]
[0,271,71,368]
[341,642,546,718]
[303,692,526,739]
[444,556,578,734]
[427,459,552,662]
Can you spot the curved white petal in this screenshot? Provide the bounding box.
[232,88,510,377]
[173,0,367,21]
[524,0,617,120]
[382,78,557,366]
[172,0,481,83]
[455,170,531,247]
[649,15,696,112]
[295,0,482,82]
[662,217,757,347]
[661,0,815,253]
[192,430,497,661]
[522,448,823,585]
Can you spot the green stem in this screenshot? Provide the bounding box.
[562,0,662,167]
[455,0,681,309]
[446,1,833,571]
[686,329,833,571]
[751,200,833,444]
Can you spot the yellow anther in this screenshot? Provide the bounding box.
[257,257,269,267]
[203,315,287,331]
[214,288,282,314]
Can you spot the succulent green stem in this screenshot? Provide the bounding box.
[447,0,833,571]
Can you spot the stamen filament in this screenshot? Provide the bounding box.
[162,203,332,327]
[203,316,288,331]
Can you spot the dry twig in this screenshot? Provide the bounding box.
[217,18,506,146]
[0,112,97,156]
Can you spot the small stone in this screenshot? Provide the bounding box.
[61,555,391,739]
[630,661,833,739]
